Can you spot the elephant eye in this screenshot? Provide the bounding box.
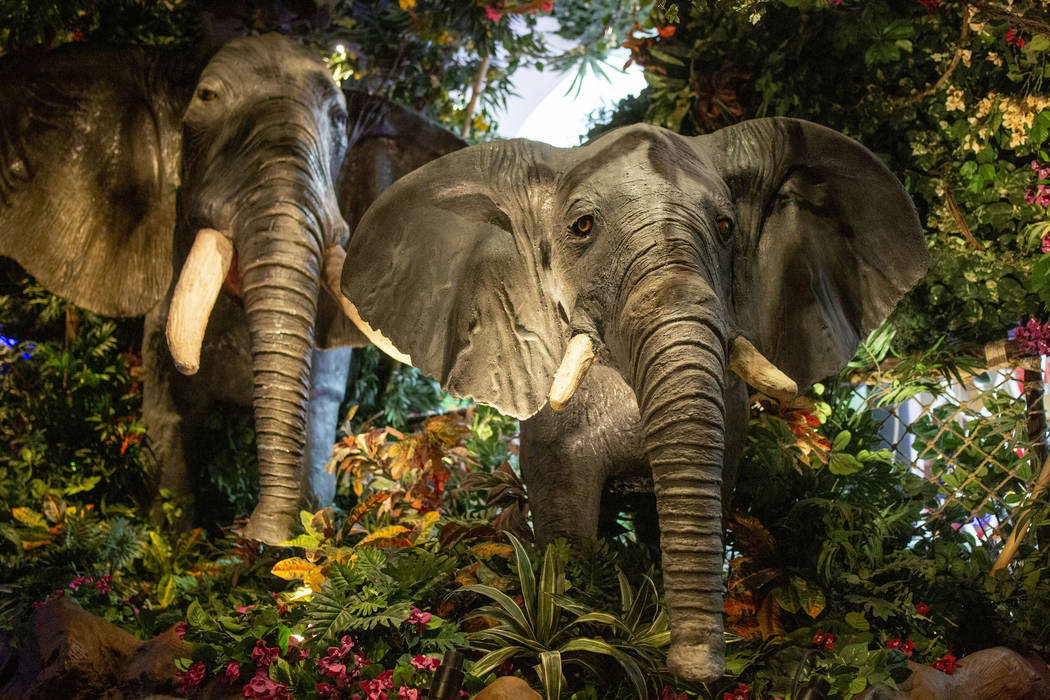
[196,86,219,102]
[331,107,348,130]
[716,217,733,240]
[570,214,595,236]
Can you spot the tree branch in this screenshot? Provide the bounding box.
[461,54,491,138]
[964,0,1050,35]
[899,6,971,106]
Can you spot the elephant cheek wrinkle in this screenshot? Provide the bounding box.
[166,228,234,374]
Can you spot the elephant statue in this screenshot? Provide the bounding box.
[0,34,464,543]
[336,118,929,682]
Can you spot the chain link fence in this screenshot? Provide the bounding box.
[844,350,1048,562]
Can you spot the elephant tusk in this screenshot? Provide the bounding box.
[729,336,798,403]
[548,334,595,411]
[322,245,413,366]
[166,228,234,375]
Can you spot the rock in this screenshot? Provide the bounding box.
[471,675,543,700]
[874,646,1050,700]
[0,596,140,699]
[120,625,192,697]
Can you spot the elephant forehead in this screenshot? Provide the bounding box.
[204,35,335,91]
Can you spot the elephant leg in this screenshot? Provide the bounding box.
[141,304,194,523]
[520,365,648,545]
[301,346,352,509]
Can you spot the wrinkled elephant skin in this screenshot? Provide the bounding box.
[341,119,929,681]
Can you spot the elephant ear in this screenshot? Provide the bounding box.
[0,46,195,316]
[316,91,467,350]
[705,117,928,390]
[341,140,565,420]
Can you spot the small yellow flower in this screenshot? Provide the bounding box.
[472,113,490,132]
[398,0,415,9]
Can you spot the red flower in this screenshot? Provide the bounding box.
[72,30,84,41]
[485,6,502,21]
[887,638,915,657]
[723,682,751,700]
[251,639,279,668]
[657,25,676,38]
[1005,28,1026,48]
[660,687,687,700]
[915,602,930,616]
[933,653,961,674]
[174,621,188,639]
[175,660,206,695]
[824,633,835,649]
[359,669,395,700]
[918,0,941,13]
[222,661,241,684]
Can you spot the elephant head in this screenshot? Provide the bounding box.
[0,34,464,544]
[340,119,928,681]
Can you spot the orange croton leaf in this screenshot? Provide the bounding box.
[21,539,51,551]
[271,556,320,582]
[343,493,390,532]
[11,507,46,529]
[359,525,410,546]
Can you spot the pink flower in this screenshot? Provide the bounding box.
[723,683,751,700]
[251,639,279,668]
[236,604,256,614]
[404,607,432,634]
[222,661,241,684]
[176,660,206,695]
[174,622,188,639]
[359,670,394,700]
[317,683,341,700]
[661,686,688,700]
[94,574,112,594]
[243,669,290,700]
[485,6,502,21]
[68,575,93,591]
[410,655,440,672]
[398,687,422,700]
[918,0,940,13]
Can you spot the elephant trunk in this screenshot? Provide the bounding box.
[237,204,324,544]
[609,265,728,683]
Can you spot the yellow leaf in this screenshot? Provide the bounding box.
[271,557,319,582]
[12,507,46,529]
[470,542,513,560]
[22,539,50,551]
[398,0,415,9]
[158,575,174,608]
[410,511,441,542]
[359,525,410,545]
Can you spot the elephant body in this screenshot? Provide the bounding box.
[0,34,464,543]
[341,119,930,681]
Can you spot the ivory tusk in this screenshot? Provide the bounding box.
[323,246,413,366]
[729,336,797,403]
[166,228,234,375]
[548,334,595,411]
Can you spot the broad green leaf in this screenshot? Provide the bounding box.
[845,611,870,630]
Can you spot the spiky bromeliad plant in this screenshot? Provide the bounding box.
[463,534,670,698]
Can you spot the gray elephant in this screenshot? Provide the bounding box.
[337,119,929,681]
[0,34,463,543]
